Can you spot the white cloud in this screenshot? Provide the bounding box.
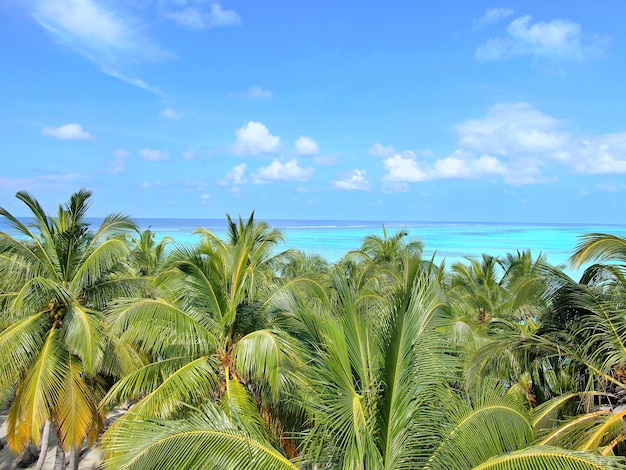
[0,173,84,191]
[314,155,338,166]
[110,149,130,174]
[181,149,196,160]
[233,121,281,156]
[140,180,165,189]
[42,123,95,140]
[139,148,170,161]
[456,102,570,156]
[31,0,168,94]
[235,86,273,100]
[295,136,319,155]
[162,2,240,29]
[473,7,514,29]
[221,163,248,185]
[456,102,626,179]
[252,159,314,183]
[333,169,370,190]
[476,15,608,62]
[382,151,507,187]
[370,143,396,158]
[160,107,181,119]
[379,102,626,189]
[571,133,626,174]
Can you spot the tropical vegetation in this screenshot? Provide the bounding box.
[1,189,626,469]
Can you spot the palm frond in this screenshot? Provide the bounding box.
[107,298,215,357]
[101,401,298,470]
[474,445,626,469]
[424,390,533,470]
[6,329,67,452]
[60,304,105,374]
[54,354,101,449]
[101,356,219,417]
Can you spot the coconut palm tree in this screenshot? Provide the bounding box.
[128,228,173,278]
[100,213,306,466]
[0,189,140,469]
[99,249,626,469]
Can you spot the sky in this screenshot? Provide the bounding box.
[1,1,626,223]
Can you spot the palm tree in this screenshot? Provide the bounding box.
[100,213,305,467]
[128,228,173,278]
[0,189,140,469]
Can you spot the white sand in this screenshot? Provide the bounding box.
[0,414,103,470]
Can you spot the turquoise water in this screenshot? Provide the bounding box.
[131,219,626,278]
[3,218,626,278]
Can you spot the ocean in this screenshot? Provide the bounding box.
[3,217,626,278]
[130,218,626,278]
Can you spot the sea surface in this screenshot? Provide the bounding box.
[133,218,626,278]
[3,218,626,278]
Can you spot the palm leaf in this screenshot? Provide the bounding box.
[424,391,533,470]
[54,354,101,450]
[6,329,67,452]
[101,402,298,470]
[474,445,626,469]
[60,304,105,374]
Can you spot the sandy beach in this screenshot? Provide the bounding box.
[0,414,102,470]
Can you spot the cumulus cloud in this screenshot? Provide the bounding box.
[220,163,248,185]
[473,7,514,29]
[570,133,626,174]
[252,159,314,183]
[140,148,169,161]
[370,143,396,158]
[333,169,370,190]
[381,102,626,190]
[456,102,570,156]
[31,0,168,94]
[383,151,507,186]
[476,15,608,62]
[42,123,95,140]
[160,107,181,119]
[295,136,320,155]
[234,86,273,100]
[162,2,241,30]
[233,121,281,156]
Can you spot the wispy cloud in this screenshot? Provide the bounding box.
[369,143,395,158]
[233,85,273,100]
[139,148,170,161]
[161,2,241,30]
[42,123,95,140]
[159,107,181,119]
[473,7,514,29]
[31,0,169,94]
[0,173,85,192]
[110,149,130,174]
[475,15,608,62]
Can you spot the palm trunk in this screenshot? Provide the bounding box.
[54,445,66,470]
[34,420,51,470]
[68,445,79,470]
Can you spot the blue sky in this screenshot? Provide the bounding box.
[1,1,626,222]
